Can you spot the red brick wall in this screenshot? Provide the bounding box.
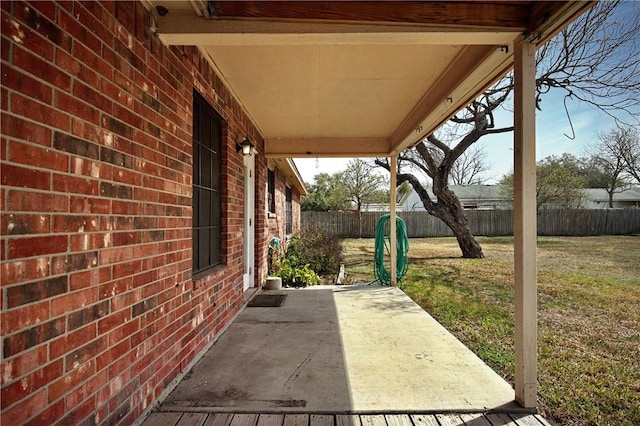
[1,1,269,425]
[263,166,302,275]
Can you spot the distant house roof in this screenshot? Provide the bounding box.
[401,185,640,210]
[448,185,508,201]
[400,184,510,211]
[582,187,640,202]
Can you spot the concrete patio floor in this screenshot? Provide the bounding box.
[148,285,525,418]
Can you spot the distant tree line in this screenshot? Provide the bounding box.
[500,126,640,210]
[301,159,412,213]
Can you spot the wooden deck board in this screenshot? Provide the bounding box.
[410,414,440,426]
[177,413,209,426]
[336,414,361,426]
[142,412,550,426]
[230,414,259,426]
[459,413,492,425]
[509,413,551,426]
[434,414,463,426]
[283,414,309,426]
[385,414,413,426]
[204,413,234,426]
[309,414,334,426]
[143,412,183,426]
[487,413,518,425]
[359,415,388,426]
[257,414,284,426]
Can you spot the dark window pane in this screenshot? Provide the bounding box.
[268,169,275,213]
[212,150,221,188]
[200,190,211,227]
[199,228,210,269]
[286,187,292,234]
[193,103,200,141]
[193,91,223,274]
[201,110,211,149]
[201,148,212,187]
[193,190,200,227]
[210,227,221,265]
[211,117,221,154]
[211,191,221,227]
[193,147,201,187]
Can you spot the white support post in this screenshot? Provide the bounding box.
[390,155,398,286]
[513,36,537,408]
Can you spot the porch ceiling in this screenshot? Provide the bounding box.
[151,1,593,158]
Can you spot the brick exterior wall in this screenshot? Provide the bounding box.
[1,1,301,425]
[258,165,302,281]
[266,166,301,241]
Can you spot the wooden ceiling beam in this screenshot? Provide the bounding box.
[265,138,391,158]
[156,14,519,46]
[528,1,596,43]
[388,44,506,154]
[209,1,531,31]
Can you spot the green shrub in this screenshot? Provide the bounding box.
[271,258,320,287]
[285,225,342,275]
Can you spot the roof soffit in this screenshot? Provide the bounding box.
[152,1,594,159]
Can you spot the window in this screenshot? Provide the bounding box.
[285,186,292,234]
[192,91,223,274]
[267,169,275,214]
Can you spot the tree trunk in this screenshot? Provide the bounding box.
[433,206,485,258]
[399,172,485,258]
[608,192,614,208]
[431,171,485,259]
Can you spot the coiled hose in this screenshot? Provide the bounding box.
[373,213,409,287]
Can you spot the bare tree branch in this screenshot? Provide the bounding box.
[449,146,491,185]
[535,1,640,126]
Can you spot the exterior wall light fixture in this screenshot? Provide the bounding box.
[236,138,255,156]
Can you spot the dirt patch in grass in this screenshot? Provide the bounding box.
[342,236,640,426]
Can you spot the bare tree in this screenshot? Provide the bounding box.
[378,0,640,258]
[617,127,640,185]
[449,145,491,185]
[587,127,636,207]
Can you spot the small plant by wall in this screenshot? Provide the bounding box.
[286,225,343,275]
[269,225,343,286]
[271,258,320,287]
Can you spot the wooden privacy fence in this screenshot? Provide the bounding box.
[301,209,640,238]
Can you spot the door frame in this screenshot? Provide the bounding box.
[242,154,255,291]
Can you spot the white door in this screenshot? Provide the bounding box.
[243,154,255,291]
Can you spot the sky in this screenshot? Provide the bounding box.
[295,90,620,186]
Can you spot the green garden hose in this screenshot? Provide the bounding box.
[373,214,409,287]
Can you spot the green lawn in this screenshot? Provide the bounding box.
[341,236,640,426]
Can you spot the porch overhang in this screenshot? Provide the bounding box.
[272,157,308,196]
[148,0,594,410]
[150,1,593,158]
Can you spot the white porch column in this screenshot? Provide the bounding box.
[513,36,537,408]
[390,155,398,286]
